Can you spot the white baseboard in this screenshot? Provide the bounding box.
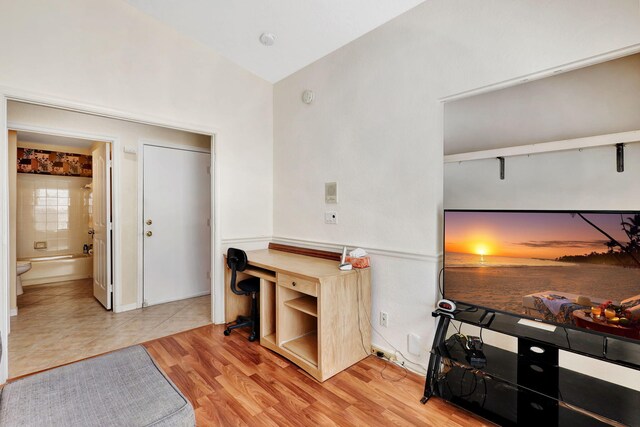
[145,291,211,307]
[10,308,17,317]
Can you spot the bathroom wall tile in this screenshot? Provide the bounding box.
[17,174,92,258]
[58,239,69,251]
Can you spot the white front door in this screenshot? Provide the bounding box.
[143,145,211,306]
[92,143,112,309]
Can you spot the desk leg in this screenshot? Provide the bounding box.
[259,279,276,344]
[421,316,450,403]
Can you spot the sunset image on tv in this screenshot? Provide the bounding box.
[444,211,640,340]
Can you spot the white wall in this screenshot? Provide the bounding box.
[445,144,640,210]
[445,53,640,155]
[0,2,273,296]
[0,0,273,381]
[273,0,640,369]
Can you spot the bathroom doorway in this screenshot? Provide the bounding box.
[10,129,113,314]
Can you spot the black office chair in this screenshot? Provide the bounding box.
[223,248,260,341]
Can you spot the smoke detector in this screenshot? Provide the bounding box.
[259,33,276,46]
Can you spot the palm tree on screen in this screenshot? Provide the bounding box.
[573,213,640,268]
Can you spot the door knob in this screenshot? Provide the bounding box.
[146,219,153,225]
[146,231,153,237]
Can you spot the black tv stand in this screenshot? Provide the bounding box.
[422,308,640,426]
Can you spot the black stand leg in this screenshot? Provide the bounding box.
[421,315,450,403]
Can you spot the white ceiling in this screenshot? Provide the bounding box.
[126,0,426,83]
[16,131,96,149]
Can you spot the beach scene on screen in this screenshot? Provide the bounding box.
[444,211,640,336]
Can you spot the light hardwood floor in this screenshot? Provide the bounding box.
[9,279,211,378]
[144,324,493,426]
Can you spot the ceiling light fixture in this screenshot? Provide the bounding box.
[259,32,276,46]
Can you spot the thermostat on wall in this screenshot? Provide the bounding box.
[325,182,337,203]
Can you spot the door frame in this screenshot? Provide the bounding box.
[137,139,212,308]
[7,123,117,312]
[0,87,220,384]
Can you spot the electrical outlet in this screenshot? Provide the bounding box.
[324,211,337,224]
[380,311,389,327]
[407,333,421,356]
[371,345,396,361]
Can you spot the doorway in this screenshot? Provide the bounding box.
[0,98,222,383]
[142,143,212,306]
[10,129,113,312]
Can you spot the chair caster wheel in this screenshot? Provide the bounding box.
[248,334,257,342]
[223,329,231,336]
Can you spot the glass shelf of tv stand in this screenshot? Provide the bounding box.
[436,364,610,427]
[451,308,640,369]
[432,336,640,426]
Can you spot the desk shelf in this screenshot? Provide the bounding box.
[262,333,276,347]
[283,332,318,367]
[284,296,318,317]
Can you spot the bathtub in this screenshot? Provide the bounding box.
[18,253,93,286]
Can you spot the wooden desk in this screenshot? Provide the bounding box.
[225,249,371,381]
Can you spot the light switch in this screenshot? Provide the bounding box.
[325,182,337,204]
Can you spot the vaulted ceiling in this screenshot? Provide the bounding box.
[126,0,426,83]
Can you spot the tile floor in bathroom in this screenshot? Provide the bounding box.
[8,279,211,378]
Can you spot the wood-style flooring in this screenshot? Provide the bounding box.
[144,324,492,426]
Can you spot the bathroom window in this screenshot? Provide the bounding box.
[16,174,93,258]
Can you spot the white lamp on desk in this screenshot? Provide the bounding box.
[339,246,352,271]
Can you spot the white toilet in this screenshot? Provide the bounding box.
[16,261,32,296]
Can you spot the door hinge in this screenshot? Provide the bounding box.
[107,160,113,169]
[207,271,211,280]
[206,166,211,175]
[207,218,211,227]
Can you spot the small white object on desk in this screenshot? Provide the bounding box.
[349,248,367,258]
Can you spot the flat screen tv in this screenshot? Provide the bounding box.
[444,210,640,342]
